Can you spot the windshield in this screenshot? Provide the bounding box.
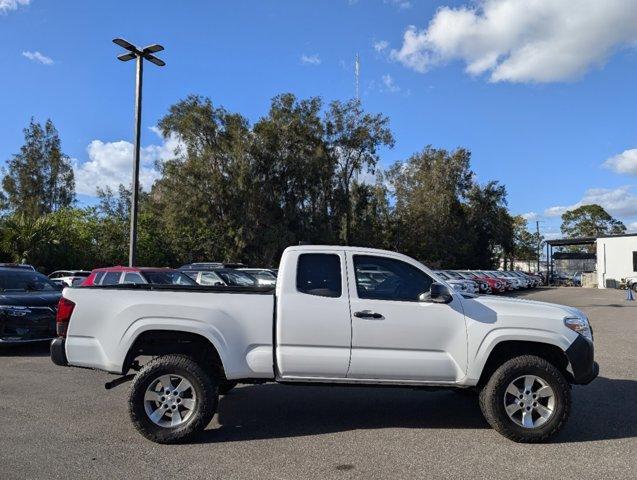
[0,270,58,291]
[143,271,197,286]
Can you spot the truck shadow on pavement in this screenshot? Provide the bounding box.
[200,384,488,444]
[196,376,636,444]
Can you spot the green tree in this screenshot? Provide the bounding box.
[1,118,75,217]
[387,147,473,267]
[324,99,394,244]
[251,94,335,262]
[509,215,543,268]
[560,204,626,238]
[464,181,513,269]
[348,176,393,249]
[154,95,256,264]
[0,213,58,267]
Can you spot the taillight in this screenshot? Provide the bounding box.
[56,297,75,337]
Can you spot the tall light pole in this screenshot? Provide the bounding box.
[113,38,165,267]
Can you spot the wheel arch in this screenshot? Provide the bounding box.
[122,329,227,380]
[475,340,571,388]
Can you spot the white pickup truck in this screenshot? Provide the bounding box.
[51,245,598,444]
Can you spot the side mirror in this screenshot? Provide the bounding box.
[420,282,453,304]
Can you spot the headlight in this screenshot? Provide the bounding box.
[564,316,593,342]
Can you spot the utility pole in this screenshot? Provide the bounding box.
[112,38,165,266]
[355,53,360,102]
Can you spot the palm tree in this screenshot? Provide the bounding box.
[0,213,57,265]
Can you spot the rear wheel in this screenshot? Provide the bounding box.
[128,354,218,443]
[479,355,571,443]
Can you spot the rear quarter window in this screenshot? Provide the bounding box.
[296,253,342,298]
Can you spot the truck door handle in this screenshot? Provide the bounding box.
[354,310,384,319]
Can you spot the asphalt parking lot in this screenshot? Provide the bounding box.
[1,287,635,480]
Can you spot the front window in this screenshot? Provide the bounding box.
[354,255,433,302]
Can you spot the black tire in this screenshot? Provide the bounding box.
[631,283,637,293]
[128,354,218,444]
[218,381,238,395]
[478,355,571,443]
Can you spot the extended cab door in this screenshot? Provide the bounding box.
[346,253,467,383]
[275,249,351,379]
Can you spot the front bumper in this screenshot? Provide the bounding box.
[50,337,68,366]
[565,335,599,384]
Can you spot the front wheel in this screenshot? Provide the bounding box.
[479,355,571,443]
[128,354,218,444]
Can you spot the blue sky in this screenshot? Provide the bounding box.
[2,0,637,238]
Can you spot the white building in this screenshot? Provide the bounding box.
[596,234,637,288]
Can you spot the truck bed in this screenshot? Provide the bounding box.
[63,286,276,379]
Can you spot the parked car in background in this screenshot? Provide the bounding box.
[48,270,91,287]
[500,271,526,289]
[82,267,197,287]
[0,267,61,344]
[508,271,533,289]
[442,270,479,294]
[465,271,506,293]
[453,271,491,294]
[181,268,259,287]
[180,262,245,270]
[237,268,277,287]
[0,263,36,271]
[479,271,514,291]
[434,271,470,293]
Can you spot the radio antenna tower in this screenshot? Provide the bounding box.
[355,53,360,101]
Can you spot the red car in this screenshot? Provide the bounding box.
[81,266,197,287]
[468,271,507,293]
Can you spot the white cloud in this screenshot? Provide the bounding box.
[603,148,637,176]
[628,221,637,232]
[0,0,29,14]
[22,51,54,65]
[381,74,401,93]
[74,128,182,196]
[544,186,637,219]
[385,0,412,10]
[390,0,637,83]
[521,212,538,221]
[374,40,389,53]
[300,54,321,66]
